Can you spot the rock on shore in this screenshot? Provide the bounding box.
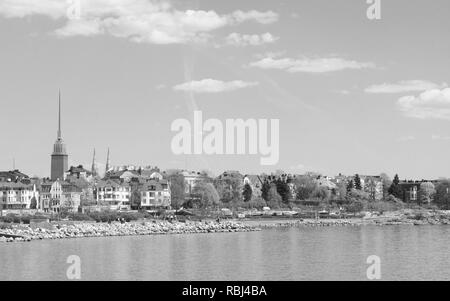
[242,210,450,228]
[0,220,260,243]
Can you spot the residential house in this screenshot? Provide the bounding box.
[181,170,208,194]
[0,182,39,209]
[40,180,82,213]
[0,170,30,184]
[399,180,439,203]
[95,179,131,210]
[140,179,171,209]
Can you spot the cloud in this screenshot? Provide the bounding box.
[365,80,447,94]
[399,135,416,141]
[249,56,376,73]
[398,88,450,120]
[173,79,258,93]
[0,0,278,44]
[231,10,278,24]
[225,32,278,46]
[432,134,450,141]
[289,164,306,171]
[336,90,351,95]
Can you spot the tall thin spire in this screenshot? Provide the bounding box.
[91,148,97,177]
[105,148,110,174]
[57,89,62,140]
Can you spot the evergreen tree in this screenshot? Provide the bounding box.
[243,183,253,202]
[388,174,403,200]
[354,174,362,190]
[346,180,354,192]
[261,179,271,202]
[275,178,291,204]
[266,184,282,208]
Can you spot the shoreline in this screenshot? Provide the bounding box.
[3,209,450,243]
[240,210,450,228]
[0,220,260,243]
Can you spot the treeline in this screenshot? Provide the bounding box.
[167,171,450,212]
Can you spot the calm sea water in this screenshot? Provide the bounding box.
[1,225,450,281]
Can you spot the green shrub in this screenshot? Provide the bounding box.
[0,222,12,230]
[67,213,94,221]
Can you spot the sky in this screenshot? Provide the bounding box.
[0,0,449,180]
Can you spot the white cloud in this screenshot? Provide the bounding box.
[249,56,375,73]
[365,80,447,94]
[398,88,450,120]
[173,79,258,93]
[0,0,66,19]
[432,134,450,141]
[225,32,278,46]
[230,10,278,24]
[399,135,416,141]
[337,90,351,95]
[0,0,279,44]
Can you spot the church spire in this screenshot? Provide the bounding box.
[91,148,97,177]
[105,148,110,174]
[51,89,68,181]
[57,89,62,140]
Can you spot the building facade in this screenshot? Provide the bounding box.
[140,179,171,209]
[40,180,81,213]
[0,182,39,209]
[95,179,131,210]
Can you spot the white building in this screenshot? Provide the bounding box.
[181,171,207,194]
[140,179,171,209]
[0,182,39,210]
[40,180,81,213]
[95,179,131,210]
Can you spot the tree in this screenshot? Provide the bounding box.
[294,175,317,200]
[261,179,271,202]
[334,180,347,201]
[266,184,282,209]
[192,182,220,208]
[275,178,292,204]
[130,188,142,210]
[379,173,392,200]
[346,180,354,192]
[366,178,378,201]
[311,186,331,201]
[346,200,365,214]
[243,183,252,202]
[30,197,38,209]
[213,174,242,205]
[388,174,403,199]
[346,189,370,202]
[434,180,450,209]
[354,174,362,190]
[168,173,186,209]
[248,197,267,209]
[419,182,436,205]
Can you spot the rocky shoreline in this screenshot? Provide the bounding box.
[3,210,450,243]
[242,210,450,228]
[0,220,260,243]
